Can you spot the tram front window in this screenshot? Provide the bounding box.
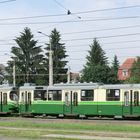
[10,91,18,101]
[34,90,47,100]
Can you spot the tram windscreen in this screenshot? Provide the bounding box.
[10,91,18,101]
[34,90,47,100]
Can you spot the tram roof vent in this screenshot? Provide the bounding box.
[24,83,36,86]
[0,84,12,87]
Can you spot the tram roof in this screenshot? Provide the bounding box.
[49,83,140,90]
[20,85,47,90]
[103,84,140,89]
[54,82,103,86]
[48,84,99,90]
[0,84,17,90]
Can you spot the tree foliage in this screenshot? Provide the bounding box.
[6,27,44,86]
[109,55,120,84]
[44,28,68,84]
[81,39,111,83]
[125,57,140,83]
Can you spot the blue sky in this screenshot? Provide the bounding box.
[1,0,140,72]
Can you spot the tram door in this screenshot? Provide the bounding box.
[123,90,140,115]
[22,91,31,113]
[64,91,78,115]
[0,92,7,112]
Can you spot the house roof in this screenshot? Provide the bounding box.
[119,58,136,70]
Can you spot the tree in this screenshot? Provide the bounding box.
[0,64,5,84]
[109,55,120,84]
[6,27,45,86]
[126,57,140,83]
[81,39,111,83]
[44,28,68,84]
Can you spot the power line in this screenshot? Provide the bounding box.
[53,0,68,11]
[65,40,140,48]
[52,0,81,19]
[1,37,140,47]
[62,25,140,35]
[0,0,16,4]
[75,5,140,14]
[63,32,140,42]
[0,13,66,21]
[66,46,140,53]
[103,40,140,45]
[0,16,140,25]
[0,4,139,21]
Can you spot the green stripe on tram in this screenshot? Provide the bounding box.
[79,101,123,105]
[32,101,64,105]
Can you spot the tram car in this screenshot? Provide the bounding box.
[18,83,140,118]
[0,84,18,115]
[18,83,47,115]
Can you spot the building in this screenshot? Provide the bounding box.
[118,58,136,81]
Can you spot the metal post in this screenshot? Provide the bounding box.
[67,66,70,83]
[49,41,53,86]
[13,61,16,87]
[37,31,53,86]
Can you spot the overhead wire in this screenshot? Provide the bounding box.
[0,4,139,21]
[62,24,140,35]
[62,32,140,42]
[0,0,16,4]
[1,16,140,25]
[75,4,140,14]
[52,0,81,19]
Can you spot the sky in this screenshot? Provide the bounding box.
[1,0,140,72]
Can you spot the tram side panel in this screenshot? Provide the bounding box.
[77,89,98,116]
[97,88,123,117]
[32,89,63,115]
[122,89,140,117]
[0,87,18,114]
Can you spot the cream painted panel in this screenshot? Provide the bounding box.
[95,89,106,102]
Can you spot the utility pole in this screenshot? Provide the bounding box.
[49,40,53,86]
[67,66,71,83]
[38,31,53,86]
[13,60,16,87]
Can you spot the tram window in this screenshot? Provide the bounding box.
[34,90,47,100]
[3,93,7,105]
[28,92,31,104]
[124,91,129,106]
[81,90,94,101]
[134,91,139,106]
[0,92,2,102]
[106,89,120,101]
[10,91,18,101]
[48,90,62,101]
[65,92,69,106]
[21,92,24,102]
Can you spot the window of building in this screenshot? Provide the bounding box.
[106,89,120,101]
[48,90,62,101]
[122,69,128,77]
[34,90,47,100]
[81,90,94,101]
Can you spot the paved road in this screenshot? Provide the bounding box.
[0,137,31,140]
[46,134,140,140]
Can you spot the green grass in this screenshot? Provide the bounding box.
[0,120,140,132]
[0,119,140,139]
